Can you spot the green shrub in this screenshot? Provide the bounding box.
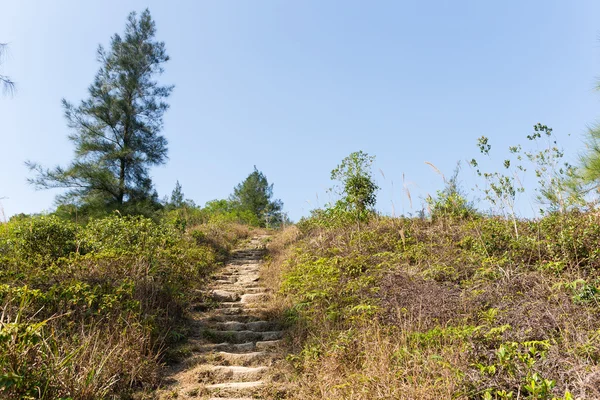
[0,215,78,265]
[0,213,245,399]
[275,211,600,399]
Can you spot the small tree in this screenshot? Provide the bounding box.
[524,123,583,213]
[330,151,379,217]
[170,181,184,208]
[470,136,524,237]
[27,9,172,212]
[230,167,283,227]
[427,162,477,220]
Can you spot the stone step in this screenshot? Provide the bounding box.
[215,302,244,308]
[213,285,265,292]
[212,276,237,283]
[214,279,236,285]
[198,342,257,353]
[210,286,268,295]
[212,308,244,315]
[198,339,281,353]
[196,302,271,313]
[211,321,246,331]
[228,260,262,266]
[215,351,274,366]
[231,250,263,254]
[197,314,265,324]
[235,275,260,282]
[211,290,240,302]
[158,237,279,399]
[204,380,264,396]
[199,320,279,332]
[201,329,283,344]
[209,308,272,318]
[240,293,269,303]
[255,340,283,351]
[208,397,254,400]
[223,264,260,270]
[184,350,273,368]
[206,365,269,382]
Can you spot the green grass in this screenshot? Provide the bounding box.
[268,211,600,399]
[0,214,249,399]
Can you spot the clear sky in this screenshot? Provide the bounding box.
[1,1,600,221]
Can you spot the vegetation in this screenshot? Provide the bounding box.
[0,213,249,399]
[330,151,378,217]
[269,213,600,399]
[580,122,600,194]
[7,4,600,400]
[260,135,600,399]
[229,166,284,228]
[27,9,172,215]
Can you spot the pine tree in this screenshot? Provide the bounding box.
[230,167,283,227]
[170,180,184,208]
[27,9,172,210]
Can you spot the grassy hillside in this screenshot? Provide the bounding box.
[267,211,600,399]
[0,213,249,399]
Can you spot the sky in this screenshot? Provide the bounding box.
[1,1,600,221]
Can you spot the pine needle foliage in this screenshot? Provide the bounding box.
[27,9,173,211]
[230,166,284,227]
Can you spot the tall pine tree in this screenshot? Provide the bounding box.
[27,9,172,210]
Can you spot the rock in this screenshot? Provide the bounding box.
[211,290,240,302]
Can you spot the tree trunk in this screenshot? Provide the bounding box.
[118,159,125,205]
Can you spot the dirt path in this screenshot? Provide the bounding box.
[158,235,282,400]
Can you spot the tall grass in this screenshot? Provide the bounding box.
[266,212,600,399]
[0,214,250,399]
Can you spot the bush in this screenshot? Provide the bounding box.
[0,213,246,399]
[272,212,600,399]
[0,215,78,265]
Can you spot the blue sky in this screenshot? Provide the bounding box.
[1,1,600,221]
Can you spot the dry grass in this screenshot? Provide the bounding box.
[261,213,600,399]
[0,216,249,399]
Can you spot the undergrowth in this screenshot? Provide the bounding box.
[0,214,249,399]
[269,211,600,399]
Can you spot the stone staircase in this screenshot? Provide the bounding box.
[159,236,281,400]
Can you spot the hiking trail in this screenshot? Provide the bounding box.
[159,235,283,400]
